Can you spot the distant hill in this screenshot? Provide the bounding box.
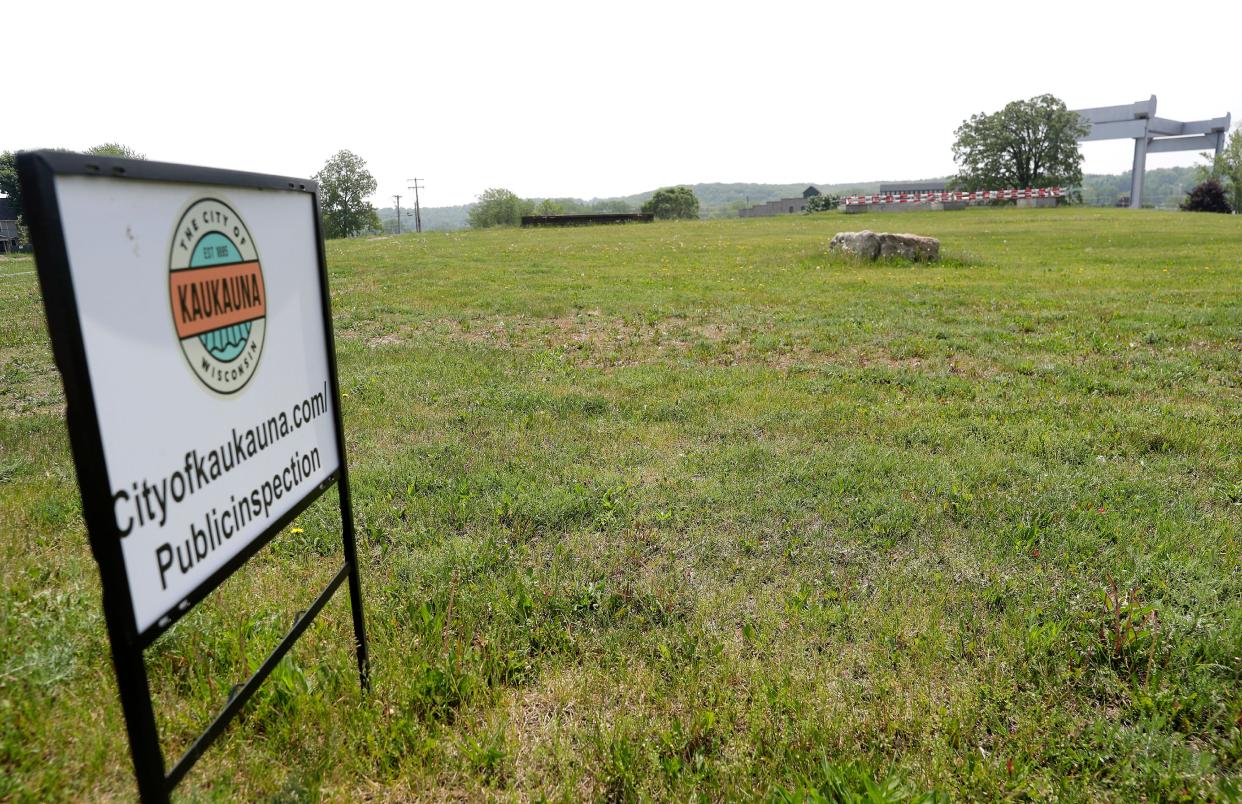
[376,180,891,231]
[1080,166,1199,209]
[375,168,1205,231]
[377,204,472,233]
[610,181,905,220]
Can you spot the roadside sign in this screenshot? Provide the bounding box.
[17,150,369,802]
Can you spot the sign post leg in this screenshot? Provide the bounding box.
[338,471,370,691]
[103,606,168,802]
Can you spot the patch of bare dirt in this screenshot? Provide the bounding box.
[351,314,1008,377]
[366,332,403,348]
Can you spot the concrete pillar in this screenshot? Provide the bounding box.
[1130,135,1148,209]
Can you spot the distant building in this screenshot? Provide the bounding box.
[739,186,822,218]
[0,198,19,254]
[877,180,949,195]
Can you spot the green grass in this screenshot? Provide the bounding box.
[0,254,35,279]
[2,207,1240,800]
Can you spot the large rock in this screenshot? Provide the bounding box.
[828,230,881,259]
[829,230,939,262]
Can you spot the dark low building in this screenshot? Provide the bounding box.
[739,186,821,218]
[877,180,949,195]
[0,198,19,254]
[520,212,654,227]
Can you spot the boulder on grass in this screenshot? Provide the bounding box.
[828,230,881,260]
[829,230,939,262]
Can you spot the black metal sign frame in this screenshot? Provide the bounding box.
[16,150,369,802]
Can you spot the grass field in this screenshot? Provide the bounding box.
[1,208,1240,800]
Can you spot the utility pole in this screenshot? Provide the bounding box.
[406,178,424,233]
[392,194,402,234]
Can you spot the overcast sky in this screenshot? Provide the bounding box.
[8,1,1240,207]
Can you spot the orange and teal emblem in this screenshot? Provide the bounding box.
[168,198,266,394]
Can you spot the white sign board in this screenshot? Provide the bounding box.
[53,176,339,632]
[20,151,369,797]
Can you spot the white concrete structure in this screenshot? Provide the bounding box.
[1073,96,1231,209]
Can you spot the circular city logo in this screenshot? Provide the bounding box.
[168,198,266,394]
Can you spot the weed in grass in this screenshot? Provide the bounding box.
[460,724,509,787]
[1092,576,1160,679]
[771,757,947,803]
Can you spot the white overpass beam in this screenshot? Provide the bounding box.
[1148,118,1185,136]
[1075,95,1157,124]
[1177,114,1231,136]
[1079,120,1150,141]
[1147,133,1224,154]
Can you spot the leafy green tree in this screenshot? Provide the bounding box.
[0,151,19,214]
[535,199,565,216]
[641,186,700,220]
[591,199,634,214]
[468,188,532,228]
[1180,179,1232,213]
[1196,129,1242,212]
[951,94,1087,190]
[0,151,24,248]
[86,142,146,159]
[314,150,379,239]
[2,146,144,231]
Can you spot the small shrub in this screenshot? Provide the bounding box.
[804,195,839,213]
[641,186,699,220]
[1092,576,1159,677]
[1180,179,1233,213]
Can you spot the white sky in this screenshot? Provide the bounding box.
[7,0,1240,207]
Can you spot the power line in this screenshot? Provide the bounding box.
[406,178,424,233]
[392,194,402,234]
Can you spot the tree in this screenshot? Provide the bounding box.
[86,142,146,159]
[0,151,25,248]
[314,150,378,239]
[641,186,700,220]
[590,199,634,214]
[1196,129,1242,212]
[0,151,19,213]
[467,188,532,228]
[1180,179,1233,213]
[1,145,144,234]
[804,194,839,213]
[535,199,565,216]
[951,94,1088,191]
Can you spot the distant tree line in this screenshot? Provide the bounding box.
[1079,167,1202,209]
[467,186,701,228]
[465,189,641,228]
